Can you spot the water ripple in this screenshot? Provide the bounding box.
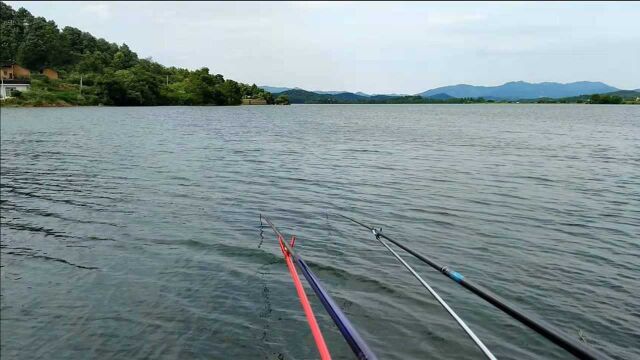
[1,105,639,360]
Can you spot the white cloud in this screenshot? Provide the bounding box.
[290,1,353,8]
[81,2,112,20]
[427,13,487,26]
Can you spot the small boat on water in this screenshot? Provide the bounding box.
[260,214,609,360]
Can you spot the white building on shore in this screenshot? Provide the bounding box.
[1,62,32,99]
[1,79,31,99]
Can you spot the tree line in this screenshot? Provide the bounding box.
[0,2,273,106]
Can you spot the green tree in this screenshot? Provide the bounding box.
[262,91,274,104]
[183,68,216,104]
[77,51,111,73]
[275,95,290,105]
[0,2,21,61]
[98,68,162,105]
[589,94,622,104]
[16,17,60,69]
[215,80,243,105]
[111,44,138,70]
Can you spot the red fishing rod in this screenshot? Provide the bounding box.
[266,219,332,360]
[261,214,377,360]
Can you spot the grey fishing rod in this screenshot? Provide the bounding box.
[337,214,609,360]
[371,227,497,359]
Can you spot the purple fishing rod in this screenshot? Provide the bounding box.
[261,215,378,360]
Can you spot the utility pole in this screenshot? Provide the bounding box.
[166,75,169,86]
[79,75,83,96]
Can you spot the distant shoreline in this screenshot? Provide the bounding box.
[2,102,637,109]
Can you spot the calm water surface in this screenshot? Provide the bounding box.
[1,105,639,360]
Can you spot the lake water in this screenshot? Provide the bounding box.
[1,105,638,360]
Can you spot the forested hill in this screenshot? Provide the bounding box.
[0,2,273,106]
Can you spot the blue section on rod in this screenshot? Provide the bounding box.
[450,272,464,283]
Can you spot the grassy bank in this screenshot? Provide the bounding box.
[2,75,97,107]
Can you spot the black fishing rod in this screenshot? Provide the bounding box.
[336,214,609,360]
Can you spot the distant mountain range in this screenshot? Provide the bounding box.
[418,81,619,100]
[261,81,631,101]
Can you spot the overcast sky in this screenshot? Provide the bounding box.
[7,1,640,94]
